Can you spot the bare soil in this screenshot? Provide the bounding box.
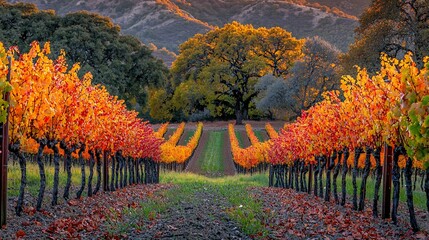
[185,129,209,174]
[128,186,249,239]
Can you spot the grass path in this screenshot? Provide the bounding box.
[200,131,225,177]
[108,172,269,238]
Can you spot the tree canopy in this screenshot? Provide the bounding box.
[0,1,168,115]
[341,0,429,75]
[161,22,303,124]
[256,37,341,120]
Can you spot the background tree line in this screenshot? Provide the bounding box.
[2,0,427,123]
[0,1,168,117]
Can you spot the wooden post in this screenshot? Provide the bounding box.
[382,143,393,219]
[308,164,313,194]
[103,151,109,191]
[0,57,11,226]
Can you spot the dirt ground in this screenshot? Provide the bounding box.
[127,186,249,239]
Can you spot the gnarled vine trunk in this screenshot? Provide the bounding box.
[295,161,299,191]
[87,150,95,197]
[269,164,274,187]
[341,148,350,206]
[110,154,116,191]
[325,151,337,202]
[358,147,372,211]
[405,157,419,232]
[425,168,429,211]
[372,147,382,217]
[319,156,326,198]
[35,139,48,210]
[289,163,294,189]
[392,146,405,224]
[60,141,78,201]
[352,148,363,210]
[76,144,86,199]
[9,141,26,216]
[314,157,319,196]
[144,158,159,184]
[93,149,102,195]
[135,158,140,184]
[48,140,60,206]
[333,151,342,204]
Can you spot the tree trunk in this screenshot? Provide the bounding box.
[352,148,363,210]
[76,144,86,199]
[425,168,429,211]
[35,140,47,210]
[425,167,429,212]
[110,154,116,191]
[319,156,326,198]
[269,164,274,187]
[140,159,144,183]
[300,161,305,192]
[63,152,72,200]
[341,148,350,206]
[10,142,26,216]
[295,161,299,191]
[372,147,382,217]
[118,153,124,188]
[115,154,119,189]
[88,150,95,197]
[284,165,289,188]
[392,146,405,224]
[302,164,308,192]
[235,101,243,125]
[413,168,418,191]
[49,141,60,206]
[123,155,127,187]
[94,149,102,195]
[144,158,160,184]
[333,151,342,205]
[314,157,319,196]
[289,163,294,189]
[308,165,313,194]
[325,151,336,202]
[274,165,285,188]
[135,158,140,184]
[358,147,372,211]
[405,157,419,232]
[129,157,134,184]
[61,142,77,201]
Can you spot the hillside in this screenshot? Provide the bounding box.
[7,0,369,65]
[307,0,371,18]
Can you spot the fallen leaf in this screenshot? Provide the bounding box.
[16,230,26,238]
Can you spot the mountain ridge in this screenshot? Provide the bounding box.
[7,0,370,66]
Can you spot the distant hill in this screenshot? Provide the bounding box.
[306,0,371,18]
[8,0,370,66]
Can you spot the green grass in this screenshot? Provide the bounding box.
[235,130,245,148]
[163,172,269,237]
[296,171,426,210]
[342,174,427,210]
[108,172,269,237]
[199,131,225,176]
[254,130,266,142]
[180,130,195,145]
[7,161,94,200]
